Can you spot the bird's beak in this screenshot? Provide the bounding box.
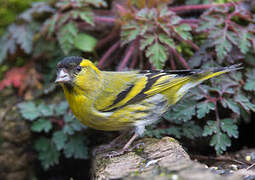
[55,69,71,83]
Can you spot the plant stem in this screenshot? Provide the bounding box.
[96,29,119,49]
[170,3,235,13]
[98,41,120,68]
[94,16,116,23]
[118,41,136,71]
[171,48,190,69]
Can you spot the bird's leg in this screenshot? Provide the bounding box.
[104,132,139,158]
[93,130,130,156]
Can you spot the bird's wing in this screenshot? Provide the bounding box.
[95,70,193,112]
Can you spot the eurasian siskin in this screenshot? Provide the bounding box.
[55,56,241,156]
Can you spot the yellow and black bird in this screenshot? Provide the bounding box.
[55,56,241,156]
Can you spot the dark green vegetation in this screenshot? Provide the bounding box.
[0,0,255,174]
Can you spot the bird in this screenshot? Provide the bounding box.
[55,56,241,156]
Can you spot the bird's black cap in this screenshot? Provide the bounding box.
[57,56,83,69]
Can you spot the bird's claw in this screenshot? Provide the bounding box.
[104,150,125,158]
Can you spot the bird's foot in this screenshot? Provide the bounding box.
[92,144,117,156]
[102,142,145,158]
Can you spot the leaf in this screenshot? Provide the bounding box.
[11,24,34,54]
[52,131,67,150]
[215,35,232,60]
[18,101,41,121]
[210,132,231,154]
[174,24,192,40]
[222,98,240,115]
[166,98,196,122]
[31,118,52,133]
[196,101,215,119]
[158,33,175,49]
[0,67,26,91]
[140,35,155,50]
[235,94,255,112]
[145,41,168,69]
[38,102,54,117]
[64,134,88,159]
[244,69,255,91]
[74,33,97,52]
[35,137,60,170]
[182,122,203,139]
[203,120,218,136]
[55,101,68,116]
[220,118,238,138]
[57,22,78,54]
[73,10,94,26]
[239,31,251,54]
[121,23,140,45]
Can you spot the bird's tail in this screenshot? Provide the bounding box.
[176,64,242,99]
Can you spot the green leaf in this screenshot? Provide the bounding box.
[57,22,78,54]
[140,35,155,50]
[121,24,140,45]
[239,31,251,54]
[166,98,196,122]
[52,131,67,150]
[222,98,240,115]
[174,24,192,40]
[203,120,218,136]
[18,102,41,121]
[210,132,231,154]
[77,11,94,26]
[182,122,203,139]
[235,94,255,112]
[38,102,54,117]
[55,101,68,116]
[158,33,175,49]
[64,134,88,159]
[74,33,97,52]
[220,118,238,138]
[145,41,168,69]
[31,118,52,133]
[244,69,255,91]
[196,101,215,119]
[35,137,60,170]
[215,36,232,60]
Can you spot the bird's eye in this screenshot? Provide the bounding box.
[76,66,82,72]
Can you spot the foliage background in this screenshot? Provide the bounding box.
[0,0,255,176]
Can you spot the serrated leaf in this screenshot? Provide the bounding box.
[64,134,88,159]
[18,102,41,121]
[196,101,215,119]
[244,69,255,91]
[38,102,54,117]
[35,137,60,170]
[31,118,52,133]
[223,98,240,115]
[140,35,155,50]
[215,36,232,60]
[70,119,87,131]
[74,33,97,52]
[145,41,168,69]
[63,124,74,135]
[158,33,175,49]
[174,24,192,40]
[235,94,255,112]
[52,131,67,150]
[165,98,196,122]
[239,31,251,54]
[220,118,238,138]
[210,132,231,154]
[121,24,140,45]
[203,120,218,136]
[57,22,78,54]
[182,122,203,139]
[55,101,68,116]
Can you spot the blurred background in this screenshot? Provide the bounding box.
[0,0,255,179]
